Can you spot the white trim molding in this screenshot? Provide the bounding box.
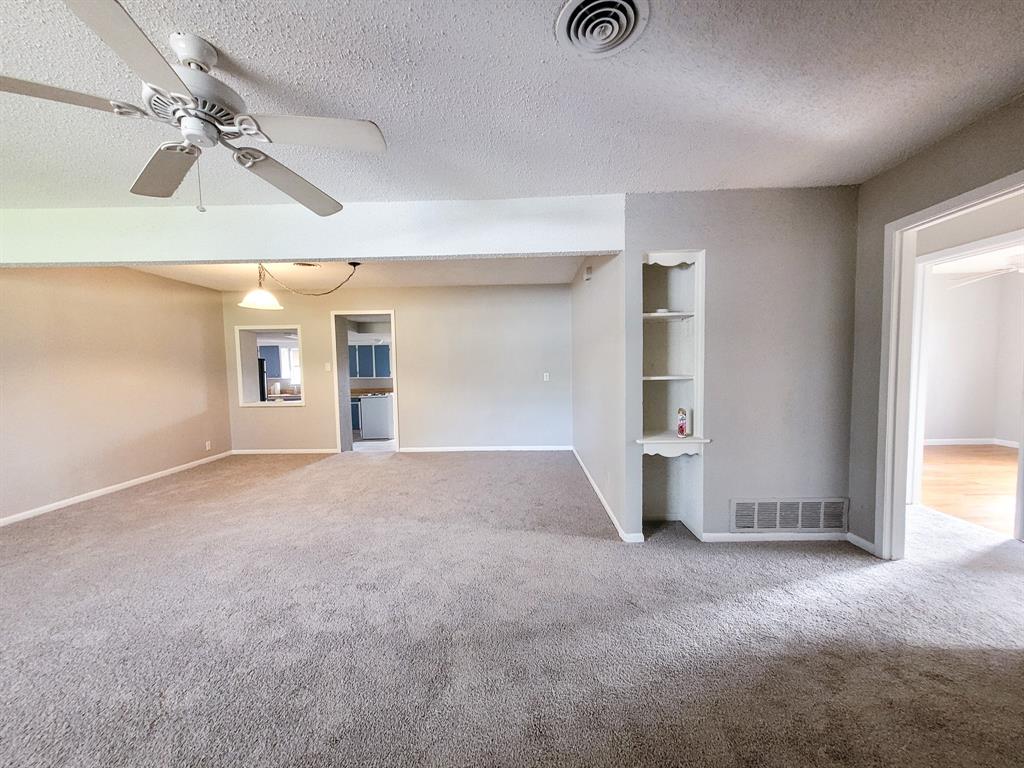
[845,531,879,556]
[876,170,1024,559]
[0,451,232,527]
[330,310,401,454]
[401,445,573,453]
[698,531,849,543]
[230,448,337,454]
[572,448,644,543]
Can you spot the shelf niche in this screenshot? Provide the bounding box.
[641,249,706,535]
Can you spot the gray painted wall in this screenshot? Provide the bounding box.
[223,284,573,451]
[848,96,1024,541]
[571,254,629,531]
[625,188,859,533]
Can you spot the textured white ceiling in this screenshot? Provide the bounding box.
[2,0,1023,208]
[133,254,586,290]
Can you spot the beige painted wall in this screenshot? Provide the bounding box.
[0,267,231,517]
[222,285,572,450]
[848,95,1024,541]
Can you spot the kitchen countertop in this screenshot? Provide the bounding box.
[351,388,393,396]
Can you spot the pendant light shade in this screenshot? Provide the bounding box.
[238,264,283,310]
[238,287,283,310]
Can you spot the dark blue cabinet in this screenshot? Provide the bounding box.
[348,344,391,377]
[258,345,281,378]
[357,346,373,378]
[373,345,391,377]
[350,398,361,430]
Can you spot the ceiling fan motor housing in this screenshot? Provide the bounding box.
[142,35,247,147]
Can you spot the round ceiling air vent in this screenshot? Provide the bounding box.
[555,0,650,59]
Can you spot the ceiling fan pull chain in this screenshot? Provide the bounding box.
[195,155,206,213]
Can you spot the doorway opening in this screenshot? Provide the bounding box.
[916,235,1022,538]
[331,311,399,453]
[877,173,1024,559]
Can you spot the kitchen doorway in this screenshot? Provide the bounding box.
[331,311,399,453]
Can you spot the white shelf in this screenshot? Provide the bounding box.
[637,433,711,457]
[642,374,694,381]
[643,311,694,321]
[645,250,703,268]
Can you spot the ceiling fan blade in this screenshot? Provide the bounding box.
[950,267,1017,288]
[64,0,191,98]
[232,148,343,216]
[0,75,148,116]
[246,114,386,154]
[131,142,199,198]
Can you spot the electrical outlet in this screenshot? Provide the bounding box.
[205,440,212,451]
[324,361,332,372]
[543,372,550,382]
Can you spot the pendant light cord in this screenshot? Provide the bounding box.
[259,262,359,297]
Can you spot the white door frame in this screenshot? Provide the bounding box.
[876,170,1024,559]
[330,310,400,452]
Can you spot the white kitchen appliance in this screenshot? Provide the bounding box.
[359,394,394,440]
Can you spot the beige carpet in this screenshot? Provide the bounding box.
[1,452,1022,767]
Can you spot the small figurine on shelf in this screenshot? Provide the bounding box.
[677,408,689,438]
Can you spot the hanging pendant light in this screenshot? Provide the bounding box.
[238,264,283,310]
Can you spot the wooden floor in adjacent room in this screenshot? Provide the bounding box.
[922,444,1019,536]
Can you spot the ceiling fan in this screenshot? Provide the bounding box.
[951,264,1024,288]
[0,0,386,216]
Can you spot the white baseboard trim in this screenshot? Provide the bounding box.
[845,531,879,556]
[0,451,232,528]
[698,531,849,543]
[400,445,573,453]
[924,437,1020,448]
[231,448,337,454]
[571,448,644,543]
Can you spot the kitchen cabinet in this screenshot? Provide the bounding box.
[348,344,391,378]
[258,345,281,378]
[350,398,361,430]
[356,345,374,378]
[373,345,391,377]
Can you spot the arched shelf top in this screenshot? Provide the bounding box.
[644,249,704,268]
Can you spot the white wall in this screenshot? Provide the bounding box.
[223,285,573,450]
[625,188,859,534]
[849,95,1024,542]
[571,254,629,533]
[922,271,1021,443]
[995,274,1024,444]
[0,196,624,266]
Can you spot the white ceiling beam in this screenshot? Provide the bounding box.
[0,195,624,266]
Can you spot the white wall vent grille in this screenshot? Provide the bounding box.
[730,497,848,533]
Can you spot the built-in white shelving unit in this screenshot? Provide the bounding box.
[640,249,707,533]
